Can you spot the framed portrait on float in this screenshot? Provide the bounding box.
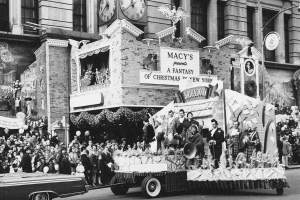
[243,59,256,77]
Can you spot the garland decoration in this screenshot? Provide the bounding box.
[26,116,48,129]
[70,107,158,128]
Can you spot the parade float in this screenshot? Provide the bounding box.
[109,87,288,198]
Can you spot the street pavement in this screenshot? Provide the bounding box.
[63,169,300,200]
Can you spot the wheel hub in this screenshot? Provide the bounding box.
[148,182,157,192]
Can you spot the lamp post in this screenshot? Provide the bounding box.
[258,0,300,99]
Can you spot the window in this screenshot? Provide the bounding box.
[191,0,208,44]
[21,0,39,34]
[263,9,276,62]
[0,0,9,31]
[247,6,255,41]
[73,0,87,32]
[171,0,181,38]
[80,50,110,88]
[217,1,226,40]
[284,14,290,63]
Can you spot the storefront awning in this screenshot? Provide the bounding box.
[78,41,110,59]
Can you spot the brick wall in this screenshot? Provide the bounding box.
[48,46,70,125]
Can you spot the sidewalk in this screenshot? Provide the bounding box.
[286,165,300,169]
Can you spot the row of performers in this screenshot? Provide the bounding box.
[156,109,260,168]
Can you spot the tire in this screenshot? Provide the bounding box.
[32,192,50,200]
[141,176,162,198]
[110,175,129,195]
[276,188,284,195]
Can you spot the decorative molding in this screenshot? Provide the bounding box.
[103,20,121,36]
[120,19,144,37]
[215,35,234,48]
[185,27,206,44]
[156,26,176,40]
[104,19,144,38]
[79,46,109,59]
[46,39,69,47]
[215,35,253,49]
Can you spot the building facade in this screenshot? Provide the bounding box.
[0,0,299,137]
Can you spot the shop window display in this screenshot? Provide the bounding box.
[80,51,110,88]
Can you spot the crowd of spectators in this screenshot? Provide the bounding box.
[276,106,300,166]
[0,127,151,186]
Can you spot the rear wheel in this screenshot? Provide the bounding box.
[110,175,129,195]
[32,192,51,200]
[141,176,162,198]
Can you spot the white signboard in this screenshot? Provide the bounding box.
[0,116,25,129]
[160,47,200,76]
[70,91,103,108]
[140,70,217,86]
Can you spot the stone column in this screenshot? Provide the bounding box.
[9,0,23,34]
[39,0,73,30]
[275,12,286,63]
[289,0,300,64]
[86,0,97,33]
[224,0,247,37]
[253,5,263,50]
[207,0,218,45]
[181,0,191,36]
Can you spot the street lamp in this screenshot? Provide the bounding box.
[259,0,300,99]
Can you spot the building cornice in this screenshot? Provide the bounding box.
[0,31,40,44]
[265,61,300,71]
[46,39,69,47]
[185,27,206,44]
[156,26,176,39]
[104,19,144,38]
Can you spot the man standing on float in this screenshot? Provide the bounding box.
[208,119,225,168]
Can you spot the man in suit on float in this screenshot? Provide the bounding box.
[208,119,225,168]
[174,109,190,148]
